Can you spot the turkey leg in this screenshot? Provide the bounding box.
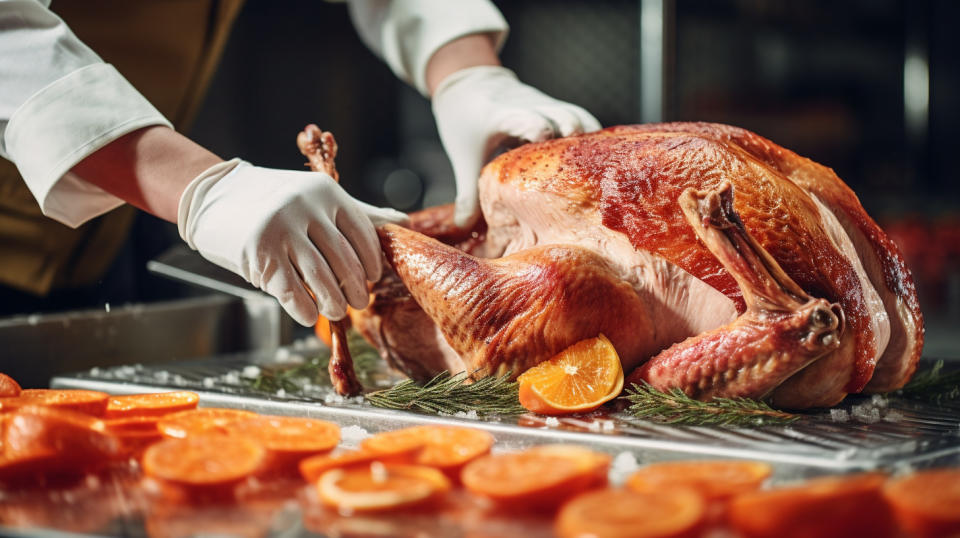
[626,183,844,401]
[298,124,362,396]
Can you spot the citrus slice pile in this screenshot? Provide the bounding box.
[157,408,257,439]
[104,391,200,418]
[556,487,706,538]
[728,472,893,538]
[627,460,772,501]
[223,416,340,472]
[461,444,610,510]
[316,463,451,512]
[518,334,624,415]
[143,434,266,500]
[883,468,960,538]
[0,389,109,416]
[360,425,494,479]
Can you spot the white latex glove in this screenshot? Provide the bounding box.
[432,65,602,228]
[178,158,408,326]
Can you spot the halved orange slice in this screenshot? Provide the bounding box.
[316,463,451,512]
[517,335,624,415]
[555,487,706,538]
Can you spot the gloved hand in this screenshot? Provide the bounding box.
[178,158,408,326]
[432,65,602,228]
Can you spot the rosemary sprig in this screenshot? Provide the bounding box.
[365,371,525,417]
[897,360,960,403]
[619,382,800,426]
[249,330,383,394]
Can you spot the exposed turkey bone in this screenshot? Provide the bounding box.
[297,124,361,397]
[626,183,844,400]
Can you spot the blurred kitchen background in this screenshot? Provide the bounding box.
[3,0,958,384]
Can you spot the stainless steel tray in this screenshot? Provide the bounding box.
[51,342,960,477]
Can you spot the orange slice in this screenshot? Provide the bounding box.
[223,415,340,473]
[300,447,421,483]
[360,425,494,479]
[0,389,109,416]
[104,391,199,419]
[627,460,772,501]
[3,405,121,469]
[461,444,610,511]
[555,487,706,538]
[157,408,257,439]
[143,434,265,495]
[883,468,960,538]
[316,463,450,512]
[729,472,894,538]
[517,335,624,415]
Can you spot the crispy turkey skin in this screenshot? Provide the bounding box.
[303,123,924,409]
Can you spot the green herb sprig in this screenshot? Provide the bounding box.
[897,359,960,404]
[249,330,383,394]
[365,371,525,417]
[620,382,800,426]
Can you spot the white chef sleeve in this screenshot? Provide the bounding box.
[0,0,171,228]
[347,0,508,96]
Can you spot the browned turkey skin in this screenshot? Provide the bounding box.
[300,123,923,409]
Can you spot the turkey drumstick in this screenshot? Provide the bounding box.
[298,124,362,397]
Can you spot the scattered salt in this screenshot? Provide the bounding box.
[601,420,615,432]
[223,371,240,384]
[202,378,215,388]
[324,393,345,404]
[883,410,905,422]
[26,314,40,326]
[242,365,261,379]
[544,417,560,427]
[851,404,881,424]
[104,302,111,313]
[340,425,371,444]
[153,370,170,383]
[870,394,889,408]
[274,348,291,361]
[587,421,602,432]
[609,452,639,484]
[452,410,479,420]
[829,409,850,423]
[276,388,286,398]
[89,367,101,376]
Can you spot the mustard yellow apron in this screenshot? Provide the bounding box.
[0,0,243,295]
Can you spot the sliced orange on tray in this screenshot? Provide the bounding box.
[143,434,266,498]
[517,334,624,415]
[104,391,199,418]
[300,447,422,483]
[728,472,894,538]
[627,460,772,501]
[883,468,960,538]
[360,425,494,479]
[0,389,109,416]
[157,408,258,439]
[556,487,706,538]
[316,462,451,513]
[223,416,340,472]
[461,444,610,511]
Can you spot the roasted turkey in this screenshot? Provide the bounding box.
[300,122,924,409]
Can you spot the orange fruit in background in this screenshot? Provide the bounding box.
[360,425,494,479]
[883,468,960,538]
[157,408,257,439]
[316,463,451,513]
[728,472,894,538]
[104,391,199,419]
[555,487,706,538]
[517,334,624,415]
[627,460,772,501]
[461,444,610,511]
[314,315,333,347]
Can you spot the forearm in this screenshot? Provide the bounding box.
[425,33,501,97]
[70,126,222,223]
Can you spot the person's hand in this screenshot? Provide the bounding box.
[178,159,408,325]
[432,66,601,228]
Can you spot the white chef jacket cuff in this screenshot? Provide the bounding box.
[378,1,508,96]
[4,63,172,228]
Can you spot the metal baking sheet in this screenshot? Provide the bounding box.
[51,343,960,475]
